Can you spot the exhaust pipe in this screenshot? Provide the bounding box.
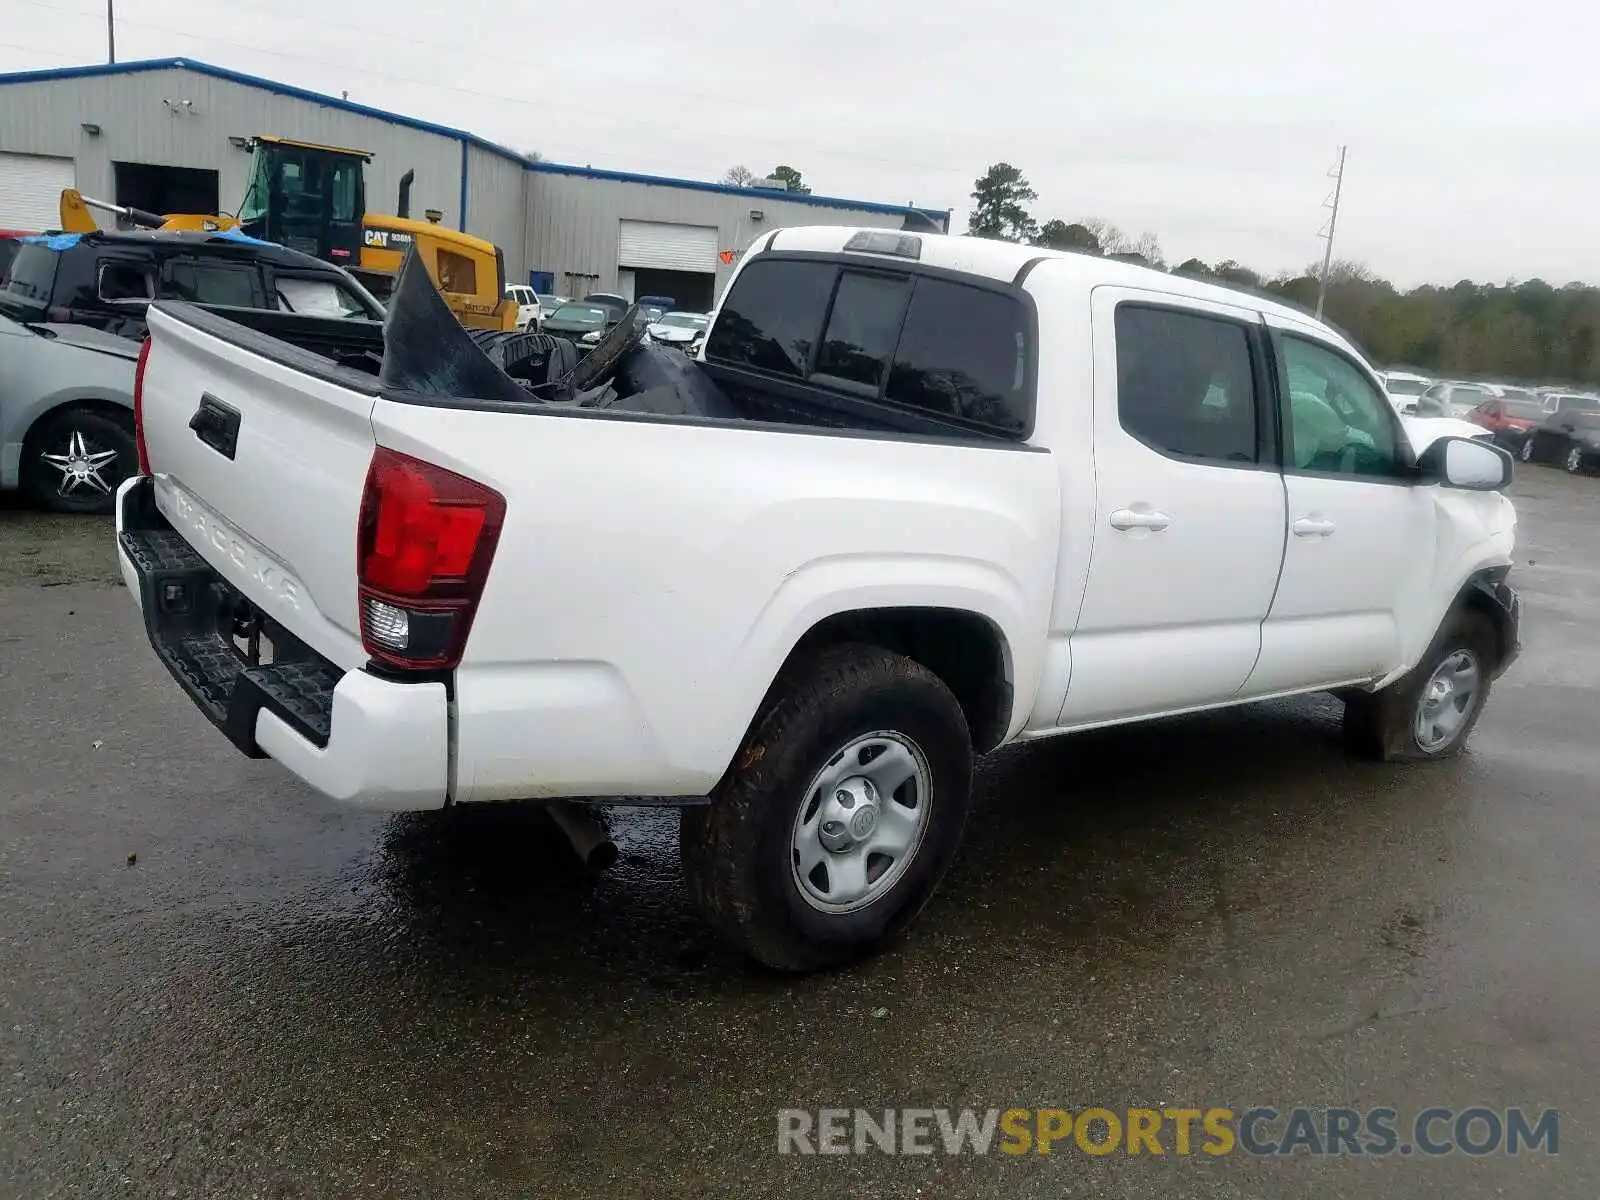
[546,801,618,869]
[396,169,415,220]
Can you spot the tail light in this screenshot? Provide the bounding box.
[356,447,505,670]
[133,335,153,474]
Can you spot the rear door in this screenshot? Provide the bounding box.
[1244,319,1434,694]
[138,304,378,668]
[1059,289,1287,726]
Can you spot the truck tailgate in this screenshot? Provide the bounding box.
[137,303,377,670]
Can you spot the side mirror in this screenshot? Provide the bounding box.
[1417,435,1513,491]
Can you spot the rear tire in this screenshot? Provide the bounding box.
[681,644,973,972]
[20,407,136,515]
[1343,609,1497,762]
[1519,435,1536,462]
[1565,444,1586,475]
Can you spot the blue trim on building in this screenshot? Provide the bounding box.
[524,160,949,222]
[0,56,951,225]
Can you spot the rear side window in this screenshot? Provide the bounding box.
[888,278,1029,433]
[706,259,836,378]
[98,261,154,302]
[0,245,60,303]
[162,259,261,308]
[1114,305,1258,464]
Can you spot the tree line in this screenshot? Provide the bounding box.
[968,162,1600,385]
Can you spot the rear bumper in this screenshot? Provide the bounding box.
[115,475,450,810]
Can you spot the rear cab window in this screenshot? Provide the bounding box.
[0,244,61,315]
[704,255,1033,438]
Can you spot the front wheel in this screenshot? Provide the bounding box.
[1344,609,1497,762]
[21,408,137,515]
[681,644,973,971]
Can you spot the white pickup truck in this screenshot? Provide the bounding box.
[115,227,1521,970]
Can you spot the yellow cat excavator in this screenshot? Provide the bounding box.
[57,135,514,331]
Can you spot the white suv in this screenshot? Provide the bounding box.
[503,284,543,330]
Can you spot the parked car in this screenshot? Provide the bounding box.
[1466,395,1549,451]
[1539,391,1600,416]
[0,229,383,337]
[1416,380,1499,418]
[0,311,140,513]
[645,310,710,350]
[1519,408,1600,473]
[116,226,1520,970]
[540,301,615,345]
[579,292,632,326]
[1380,370,1432,414]
[503,284,544,330]
[535,292,568,316]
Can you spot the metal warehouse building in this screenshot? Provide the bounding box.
[0,58,948,311]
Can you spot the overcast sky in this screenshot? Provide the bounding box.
[5,0,1597,287]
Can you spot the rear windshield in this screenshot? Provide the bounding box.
[551,304,606,325]
[0,244,60,310]
[1385,377,1426,395]
[704,256,1032,437]
[1503,399,1547,418]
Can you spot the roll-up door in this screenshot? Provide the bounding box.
[0,153,76,230]
[617,220,719,272]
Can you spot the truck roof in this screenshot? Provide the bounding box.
[761,225,1362,359]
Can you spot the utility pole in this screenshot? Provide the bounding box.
[106,0,115,63]
[1315,145,1347,320]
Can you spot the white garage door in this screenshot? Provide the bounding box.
[617,220,719,272]
[0,153,76,230]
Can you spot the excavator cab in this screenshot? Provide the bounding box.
[237,137,368,268]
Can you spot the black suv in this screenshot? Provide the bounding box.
[0,229,384,336]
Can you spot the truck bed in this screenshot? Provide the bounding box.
[123,297,1061,807]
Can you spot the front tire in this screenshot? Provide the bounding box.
[681,644,973,972]
[21,408,136,515]
[1344,609,1497,762]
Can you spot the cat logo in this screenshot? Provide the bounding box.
[363,229,415,250]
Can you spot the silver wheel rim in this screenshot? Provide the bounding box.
[1520,437,1534,461]
[790,730,932,914]
[1414,649,1481,752]
[39,428,120,498]
[1567,446,1583,472]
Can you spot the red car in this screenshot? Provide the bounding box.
[1467,396,1548,452]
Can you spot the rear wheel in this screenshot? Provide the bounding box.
[20,408,136,515]
[1344,609,1497,761]
[680,644,973,971]
[1519,435,1537,462]
[1565,444,1586,474]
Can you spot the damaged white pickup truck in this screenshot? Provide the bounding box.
[115,227,1521,969]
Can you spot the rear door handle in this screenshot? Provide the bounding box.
[1109,508,1171,532]
[1291,516,1336,537]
